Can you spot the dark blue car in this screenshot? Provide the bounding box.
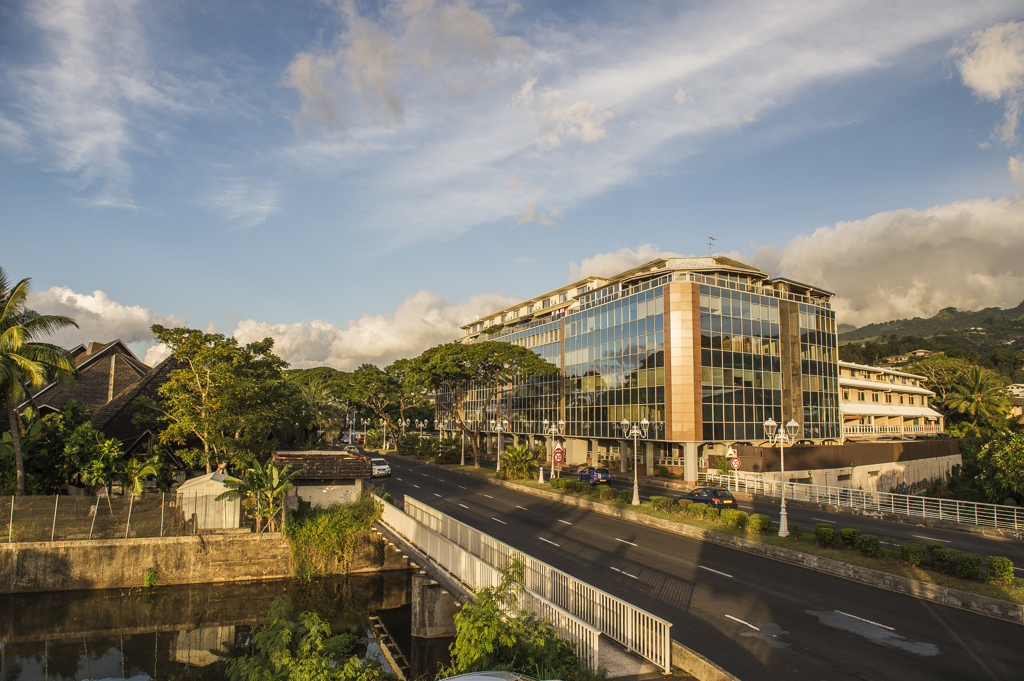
[680,487,738,508]
[577,466,611,485]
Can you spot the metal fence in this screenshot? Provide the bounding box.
[699,472,1024,531]
[376,496,600,670]
[3,492,243,543]
[400,496,673,673]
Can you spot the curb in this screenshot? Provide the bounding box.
[402,457,1024,626]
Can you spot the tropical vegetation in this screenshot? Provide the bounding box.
[497,444,539,480]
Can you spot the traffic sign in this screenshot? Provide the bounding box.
[553,451,564,464]
[730,457,741,470]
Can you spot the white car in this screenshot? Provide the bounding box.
[371,457,391,478]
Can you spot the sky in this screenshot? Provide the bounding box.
[2,0,1024,370]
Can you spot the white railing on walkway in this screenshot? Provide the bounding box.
[402,496,673,673]
[376,497,600,670]
[842,423,943,435]
[698,473,1024,531]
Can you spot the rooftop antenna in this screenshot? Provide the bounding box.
[707,236,716,257]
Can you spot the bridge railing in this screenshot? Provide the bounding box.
[698,472,1024,531]
[402,496,672,673]
[376,497,600,670]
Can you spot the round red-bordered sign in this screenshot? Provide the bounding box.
[730,457,741,470]
[553,451,564,464]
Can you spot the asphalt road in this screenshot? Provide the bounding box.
[377,456,1023,681]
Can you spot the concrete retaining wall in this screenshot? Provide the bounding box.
[0,531,412,594]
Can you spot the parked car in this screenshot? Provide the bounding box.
[370,457,391,478]
[576,466,611,485]
[680,487,738,508]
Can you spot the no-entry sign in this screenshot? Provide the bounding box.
[730,457,741,470]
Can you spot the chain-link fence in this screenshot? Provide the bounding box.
[3,492,247,543]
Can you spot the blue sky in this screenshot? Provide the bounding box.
[3,0,1024,369]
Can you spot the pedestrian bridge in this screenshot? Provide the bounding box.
[375,494,673,673]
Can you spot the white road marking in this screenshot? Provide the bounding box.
[558,520,572,525]
[483,494,494,499]
[725,615,760,632]
[834,610,895,631]
[434,494,442,497]
[438,479,446,483]
[539,537,560,547]
[615,538,638,547]
[458,486,466,489]
[396,478,403,481]
[912,535,952,544]
[492,517,506,525]
[623,571,639,579]
[813,518,836,524]
[699,566,734,578]
[516,505,528,510]
[1014,567,1023,572]
[610,566,621,572]
[459,504,469,509]
[412,485,420,489]
[422,473,429,477]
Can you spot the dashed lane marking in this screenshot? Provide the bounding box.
[813,518,836,524]
[396,478,402,481]
[913,535,952,544]
[492,518,507,525]
[725,615,760,632]
[615,538,638,547]
[835,610,895,631]
[558,520,572,525]
[458,486,466,490]
[412,484,420,489]
[459,504,469,509]
[699,566,734,578]
[483,494,494,499]
[516,505,528,510]
[434,494,442,497]
[539,537,560,547]
[610,566,639,579]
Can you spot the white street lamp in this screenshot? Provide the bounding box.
[541,418,565,483]
[619,417,649,506]
[491,417,509,472]
[764,417,800,537]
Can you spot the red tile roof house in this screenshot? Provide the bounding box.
[272,451,372,509]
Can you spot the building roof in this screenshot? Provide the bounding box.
[24,339,151,412]
[176,471,232,492]
[92,356,181,443]
[839,360,926,381]
[272,451,372,480]
[839,376,934,396]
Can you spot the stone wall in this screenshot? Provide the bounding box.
[0,530,412,594]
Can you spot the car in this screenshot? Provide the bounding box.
[370,457,391,478]
[342,445,373,458]
[680,487,738,508]
[576,466,611,485]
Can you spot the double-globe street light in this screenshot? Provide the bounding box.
[416,419,430,436]
[763,417,800,537]
[490,417,509,472]
[359,417,371,444]
[619,417,649,506]
[540,418,565,483]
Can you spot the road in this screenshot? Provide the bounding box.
[378,456,1023,681]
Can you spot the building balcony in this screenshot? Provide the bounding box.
[842,423,944,436]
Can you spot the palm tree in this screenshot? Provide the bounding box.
[0,267,78,494]
[115,456,160,497]
[218,459,296,532]
[498,444,538,480]
[944,366,1012,426]
[298,378,344,447]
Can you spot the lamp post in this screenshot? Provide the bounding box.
[541,418,565,483]
[416,419,429,437]
[763,417,800,537]
[490,417,508,472]
[360,417,371,445]
[619,417,649,506]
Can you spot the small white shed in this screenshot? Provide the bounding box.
[175,472,240,530]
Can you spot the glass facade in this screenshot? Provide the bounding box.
[699,284,783,442]
[564,287,665,439]
[799,304,840,439]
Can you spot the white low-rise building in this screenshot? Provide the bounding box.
[838,361,944,441]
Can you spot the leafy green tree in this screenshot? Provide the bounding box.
[944,365,1012,427]
[975,430,1024,505]
[498,444,538,480]
[145,325,289,472]
[348,363,400,442]
[225,596,395,681]
[0,266,79,494]
[115,456,160,497]
[412,341,559,467]
[905,355,975,407]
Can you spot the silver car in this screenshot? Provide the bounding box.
[371,457,391,478]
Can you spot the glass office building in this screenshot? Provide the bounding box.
[440,257,839,480]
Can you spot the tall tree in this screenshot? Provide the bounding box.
[944,365,1012,427]
[348,363,400,440]
[145,325,289,472]
[0,267,79,494]
[413,341,559,467]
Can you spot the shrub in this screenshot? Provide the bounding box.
[748,514,774,535]
[599,486,615,501]
[549,477,566,490]
[925,542,944,556]
[676,499,691,514]
[614,488,633,503]
[651,496,672,512]
[720,509,749,530]
[814,524,838,548]
[952,552,982,580]
[839,528,861,549]
[285,492,383,580]
[658,466,669,478]
[930,548,956,574]
[987,556,1015,584]
[705,507,720,521]
[857,534,882,558]
[143,567,158,589]
[687,502,707,518]
[789,523,803,539]
[900,542,926,567]
[563,480,590,494]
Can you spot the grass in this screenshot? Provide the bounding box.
[423,459,1024,607]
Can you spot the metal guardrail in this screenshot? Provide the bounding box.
[402,496,673,672]
[699,473,1024,531]
[3,492,244,543]
[376,497,600,669]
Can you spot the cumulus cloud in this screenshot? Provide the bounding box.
[952,21,1024,146]
[515,256,535,266]
[28,287,187,350]
[513,201,561,226]
[232,289,520,370]
[742,196,1024,327]
[283,0,525,131]
[568,244,683,281]
[143,343,171,366]
[514,78,613,149]
[1010,155,1024,183]
[202,180,280,228]
[674,88,689,104]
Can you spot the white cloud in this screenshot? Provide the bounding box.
[740,196,1024,327]
[514,256,536,266]
[1010,155,1024,183]
[506,174,532,191]
[514,78,613,149]
[513,201,561,226]
[505,3,523,19]
[952,21,1024,146]
[231,289,520,370]
[202,180,280,228]
[674,88,689,104]
[568,244,683,281]
[28,287,187,350]
[143,343,171,366]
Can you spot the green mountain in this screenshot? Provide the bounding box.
[839,301,1024,346]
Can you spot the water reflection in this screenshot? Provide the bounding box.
[0,571,452,680]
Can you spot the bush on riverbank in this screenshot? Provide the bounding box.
[285,492,383,580]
